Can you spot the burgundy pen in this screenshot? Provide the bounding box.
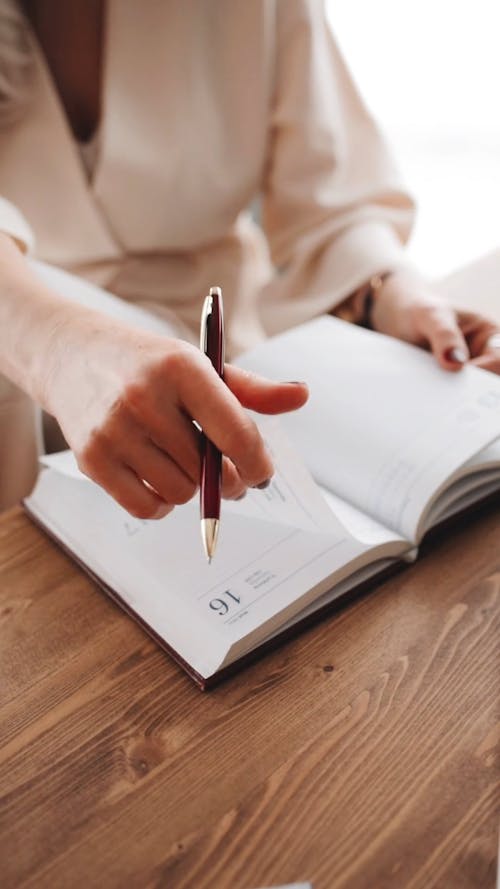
[199,286,224,562]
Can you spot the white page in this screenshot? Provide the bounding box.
[319,488,407,548]
[416,438,500,535]
[31,421,409,679]
[225,418,341,534]
[40,449,82,479]
[40,420,340,535]
[423,475,500,532]
[462,438,500,470]
[28,463,384,679]
[238,316,500,542]
[41,419,405,545]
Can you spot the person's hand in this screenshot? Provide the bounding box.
[370,269,500,374]
[40,309,308,519]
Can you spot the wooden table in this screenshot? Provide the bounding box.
[0,504,498,889]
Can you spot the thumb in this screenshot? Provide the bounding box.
[417,304,469,371]
[224,365,309,414]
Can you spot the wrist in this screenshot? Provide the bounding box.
[355,271,394,328]
[364,267,431,329]
[335,271,397,328]
[370,267,444,340]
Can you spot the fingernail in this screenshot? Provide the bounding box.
[254,478,272,490]
[153,503,171,519]
[444,347,468,365]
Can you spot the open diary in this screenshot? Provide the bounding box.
[25,316,500,688]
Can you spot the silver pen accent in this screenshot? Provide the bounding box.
[201,517,219,564]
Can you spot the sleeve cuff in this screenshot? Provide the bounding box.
[0,197,35,254]
[261,220,414,335]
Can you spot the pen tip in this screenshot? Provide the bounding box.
[201,518,219,563]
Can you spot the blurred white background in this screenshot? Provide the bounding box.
[326,0,500,278]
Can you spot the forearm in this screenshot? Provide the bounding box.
[0,232,77,405]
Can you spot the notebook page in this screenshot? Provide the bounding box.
[40,419,403,544]
[238,316,500,542]
[423,473,500,532]
[415,438,500,535]
[463,438,500,470]
[40,419,339,536]
[28,461,383,680]
[224,417,341,533]
[319,488,408,549]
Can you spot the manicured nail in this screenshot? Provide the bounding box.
[254,478,272,490]
[444,347,467,365]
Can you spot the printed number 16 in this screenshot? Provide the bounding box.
[209,590,241,615]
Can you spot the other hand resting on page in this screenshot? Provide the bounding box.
[371,269,500,375]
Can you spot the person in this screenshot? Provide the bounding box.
[0,0,498,516]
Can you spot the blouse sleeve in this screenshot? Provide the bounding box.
[260,0,416,334]
[0,195,34,253]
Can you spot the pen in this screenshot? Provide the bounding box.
[199,286,224,562]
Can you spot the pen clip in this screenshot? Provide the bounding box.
[209,286,224,371]
[200,293,213,355]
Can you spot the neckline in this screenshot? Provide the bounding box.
[26,6,109,188]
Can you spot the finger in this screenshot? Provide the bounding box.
[117,435,198,506]
[470,355,500,375]
[127,396,201,485]
[454,310,498,356]
[79,446,173,519]
[415,304,469,370]
[127,412,246,500]
[223,366,309,414]
[221,456,247,499]
[175,354,274,487]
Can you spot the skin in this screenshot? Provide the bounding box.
[370,269,500,375]
[1,1,498,520]
[0,233,308,518]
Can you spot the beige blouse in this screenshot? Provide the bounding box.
[0,0,415,357]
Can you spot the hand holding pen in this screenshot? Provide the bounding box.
[49,290,307,527]
[198,286,308,561]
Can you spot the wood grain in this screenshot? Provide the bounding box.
[0,505,498,889]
